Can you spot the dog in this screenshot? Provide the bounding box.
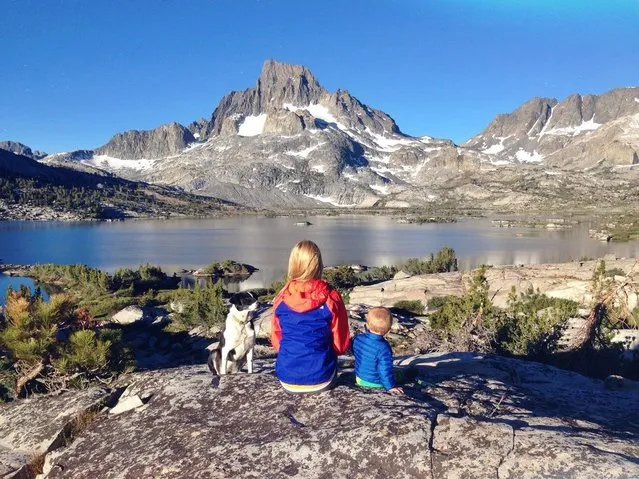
[208,291,259,375]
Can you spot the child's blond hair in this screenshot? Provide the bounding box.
[287,240,323,281]
[367,307,392,335]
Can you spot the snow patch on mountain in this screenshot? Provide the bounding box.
[286,143,324,158]
[184,142,206,152]
[370,183,390,195]
[515,149,543,163]
[365,128,415,151]
[283,103,348,130]
[542,116,601,137]
[85,155,156,171]
[538,107,555,138]
[304,193,356,207]
[482,136,512,154]
[238,114,267,137]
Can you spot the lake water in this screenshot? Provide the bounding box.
[0,276,49,303]
[1,216,638,296]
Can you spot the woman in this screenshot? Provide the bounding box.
[271,240,350,393]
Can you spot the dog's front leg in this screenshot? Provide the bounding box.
[246,347,254,374]
[219,347,230,375]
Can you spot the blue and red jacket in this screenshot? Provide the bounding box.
[271,279,350,386]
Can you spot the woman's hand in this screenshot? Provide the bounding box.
[388,387,404,395]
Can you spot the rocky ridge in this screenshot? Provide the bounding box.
[0,141,47,160]
[465,88,639,168]
[35,60,490,209]
[1,354,638,478]
[6,61,639,211]
[94,122,195,160]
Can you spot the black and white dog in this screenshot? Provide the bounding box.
[208,291,259,375]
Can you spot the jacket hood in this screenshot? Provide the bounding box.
[278,279,331,313]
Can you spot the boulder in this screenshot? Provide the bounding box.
[0,387,113,478]
[253,305,273,339]
[110,306,145,325]
[393,270,412,280]
[109,395,144,416]
[36,353,639,478]
[350,258,639,309]
[43,365,433,478]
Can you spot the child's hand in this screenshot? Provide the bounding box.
[388,387,404,395]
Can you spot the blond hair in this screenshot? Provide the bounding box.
[367,307,392,335]
[287,240,323,281]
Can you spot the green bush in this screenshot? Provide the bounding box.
[429,266,493,334]
[496,288,578,357]
[31,264,110,295]
[55,330,111,374]
[427,296,454,309]
[169,280,228,329]
[393,300,425,315]
[199,260,253,276]
[323,266,358,290]
[605,268,626,278]
[358,265,397,284]
[112,267,138,290]
[0,288,127,398]
[401,246,458,275]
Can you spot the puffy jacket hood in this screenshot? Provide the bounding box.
[278,279,331,313]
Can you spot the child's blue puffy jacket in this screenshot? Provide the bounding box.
[352,330,395,390]
[271,279,350,386]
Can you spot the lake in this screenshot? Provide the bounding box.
[0,276,49,303]
[1,215,638,298]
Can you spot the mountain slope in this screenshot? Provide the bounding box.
[0,141,47,160]
[0,149,238,220]
[29,61,639,212]
[43,60,480,208]
[465,88,639,168]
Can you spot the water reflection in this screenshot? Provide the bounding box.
[0,217,638,293]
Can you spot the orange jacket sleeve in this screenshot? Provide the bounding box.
[327,289,350,355]
[271,296,283,351]
[271,313,282,352]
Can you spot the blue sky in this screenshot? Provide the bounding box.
[1,0,638,153]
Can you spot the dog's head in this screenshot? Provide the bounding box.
[228,291,259,323]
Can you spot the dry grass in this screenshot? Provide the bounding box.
[61,409,101,446]
[26,452,46,477]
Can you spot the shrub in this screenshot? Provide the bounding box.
[496,288,578,357]
[199,260,253,276]
[112,267,137,290]
[393,300,425,315]
[55,330,111,375]
[0,288,127,398]
[427,296,454,309]
[429,266,493,334]
[359,265,397,284]
[323,266,357,290]
[169,280,228,329]
[401,246,458,275]
[31,264,110,295]
[605,268,626,278]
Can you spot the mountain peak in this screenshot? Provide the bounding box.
[0,140,47,160]
[95,122,195,160]
[257,59,324,109]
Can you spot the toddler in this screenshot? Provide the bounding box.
[352,307,403,394]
